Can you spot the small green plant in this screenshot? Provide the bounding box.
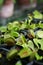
[0,10,43,65]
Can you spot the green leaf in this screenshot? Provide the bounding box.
[33,10,42,19]
[37,39,43,50]
[16,34,27,46]
[20,34,27,44]
[18,48,32,58]
[28,40,34,51]
[35,52,43,60]
[29,29,35,37]
[12,27,20,31]
[4,34,15,45]
[7,49,18,60]
[7,22,20,31]
[33,38,43,50]
[4,34,14,39]
[0,26,7,32]
[21,43,28,48]
[36,30,43,38]
[20,24,26,29]
[12,21,21,31]
[33,38,39,48]
[28,14,33,23]
[13,21,20,27]
[15,61,22,65]
[10,31,19,37]
[7,23,13,31]
[39,23,43,29]
[30,24,36,29]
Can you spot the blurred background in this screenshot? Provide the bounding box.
[0,0,43,26]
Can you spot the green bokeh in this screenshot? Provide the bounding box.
[37,0,43,4]
[0,0,4,5]
[0,0,16,5]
